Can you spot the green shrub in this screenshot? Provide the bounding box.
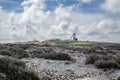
[0,47,29,58]
[85,53,120,69]
[101,54,114,61]
[8,45,29,58]
[0,49,11,56]
[0,44,8,50]
[114,53,120,64]
[95,60,119,69]
[40,53,72,60]
[85,54,100,64]
[118,76,120,80]
[18,44,34,50]
[0,57,39,80]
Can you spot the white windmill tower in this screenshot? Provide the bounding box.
[51,25,79,41]
[70,26,78,41]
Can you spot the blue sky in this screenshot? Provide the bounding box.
[0,0,105,13]
[0,0,120,43]
[0,0,23,12]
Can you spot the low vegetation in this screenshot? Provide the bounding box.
[85,54,100,64]
[39,53,72,60]
[85,45,120,69]
[0,44,72,61]
[0,57,39,80]
[0,44,8,50]
[0,43,73,80]
[59,40,95,46]
[85,53,120,69]
[70,41,95,46]
[95,60,119,69]
[118,76,120,80]
[0,44,29,59]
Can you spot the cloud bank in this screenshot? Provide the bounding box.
[101,0,120,14]
[0,0,120,43]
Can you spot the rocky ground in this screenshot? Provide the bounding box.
[0,43,120,80]
[22,44,120,80]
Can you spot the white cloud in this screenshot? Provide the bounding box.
[55,5,72,22]
[0,0,120,43]
[49,21,78,39]
[0,7,9,22]
[77,20,120,42]
[77,0,92,3]
[101,0,120,14]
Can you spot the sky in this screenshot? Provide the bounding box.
[0,0,120,43]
